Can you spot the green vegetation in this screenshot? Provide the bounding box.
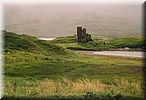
[51,36,144,51]
[3,32,144,99]
[5,32,68,55]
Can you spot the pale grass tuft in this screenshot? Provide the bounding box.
[4,78,143,96]
[72,79,104,93]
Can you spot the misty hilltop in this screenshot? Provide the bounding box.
[4,4,142,38]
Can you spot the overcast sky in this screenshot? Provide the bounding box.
[2,0,145,5]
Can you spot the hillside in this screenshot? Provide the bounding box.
[5,32,144,53]
[4,32,69,55]
[3,32,144,99]
[51,36,144,51]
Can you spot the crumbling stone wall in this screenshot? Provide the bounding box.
[77,27,92,43]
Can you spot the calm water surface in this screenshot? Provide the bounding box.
[76,51,144,58]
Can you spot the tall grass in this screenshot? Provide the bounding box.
[4,78,143,97]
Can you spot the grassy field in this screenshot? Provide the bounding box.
[3,32,144,100]
[51,36,144,51]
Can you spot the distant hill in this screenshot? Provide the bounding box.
[5,4,142,38]
[4,31,144,54]
[51,36,144,51]
[4,32,68,55]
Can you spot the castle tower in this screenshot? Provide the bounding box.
[82,28,86,34]
[77,26,82,43]
[77,26,92,43]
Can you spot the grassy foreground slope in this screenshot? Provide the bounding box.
[51,36,144,51]
[4,32,69,55]
[4,32,144,99]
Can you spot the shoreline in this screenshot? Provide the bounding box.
[38,38,56,41]
[74,50,144,58]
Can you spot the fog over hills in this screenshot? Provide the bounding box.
[4,4,142,38]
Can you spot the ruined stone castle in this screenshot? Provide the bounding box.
[77,26,92,43]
